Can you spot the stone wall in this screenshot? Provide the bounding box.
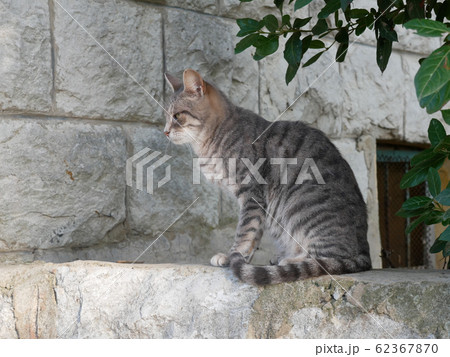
[0,262,448,338]
[0,0,435,267]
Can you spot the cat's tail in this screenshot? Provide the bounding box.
[229,252,371,285]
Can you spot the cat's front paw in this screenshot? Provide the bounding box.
[210,253,230,267]
[270,256,280,265]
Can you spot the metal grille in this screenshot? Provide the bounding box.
[377,149,434,268]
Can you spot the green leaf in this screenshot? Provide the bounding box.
[311,19,328,36]
[294,0,313,11]
[378,18,398,42]
[420,81,450,114]
[411,148,434,167]
[336,42,348,62]
[254,36,279,58]
[406,0,425,19]
[282,14,291,27]
[428,118,446,146]
[284,32,302,66]
[439,226,450,242]
[436,1,449,23]
[340,0,352,11]
[404,19,450,37]
[349,9,369,19]
[424,210,444,225]
[355,23,366,36]
[318,0,341,19]
[435,188,450,205]
[285,63,300,85]
[293,17,312,28]
[335,28,349,43]
[309,40,325,49]
[263,14,279,32]
[430,238,446,253]
[427,167,442,197]
[303,51,324,67]
[415,44,450,113]
[253,53,264,61]
[443,242,450,257]
[433,136,450,154]
[376,37,392,72]
[442,209,450,222]
[235,33,260,54]
[406,214,427,234]
[377,0,391,12]
[274,0,284,13]
[400,155,446,189]
[442,109,450,125]
[301,35,312,55]
[401,196,433,210]
[397,206,431,218]
[393,11,406,25]
[237,18,263,37]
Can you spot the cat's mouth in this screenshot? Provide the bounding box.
[166,132,188,145]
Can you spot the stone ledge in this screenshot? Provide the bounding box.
[0,262,448,338]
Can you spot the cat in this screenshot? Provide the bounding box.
[163,69,371,285]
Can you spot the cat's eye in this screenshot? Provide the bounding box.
[173,113,181,121]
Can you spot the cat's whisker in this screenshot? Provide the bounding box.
[186,143,194,160]
[174,121,201,145]
[164,139,171,156]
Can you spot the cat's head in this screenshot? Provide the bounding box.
[164,69,226,147]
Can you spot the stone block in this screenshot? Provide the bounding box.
[12,269,57,338]
[0,263,448,338]
[259,37,343,137]
[124,125,226,236]
[53,0,164,121]
[332,138,368,203]
[219,0,279,19]
[340,43,405,139]
[0,293,16,338]
[144,0,218,15]
[0,118,126,251]
[18,224,236,266]
[0,0,52,113]
[53,262,259,338]
[350,0,442,56]
[354,26,442,57]
[394,29,442,56]
[164,8,259,112]
[308,0,442,56]
[357,135,383,269]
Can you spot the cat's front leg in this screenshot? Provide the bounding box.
[210,195,266,267]
[210,253,230,267]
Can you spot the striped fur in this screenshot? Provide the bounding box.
[164,69,371,285]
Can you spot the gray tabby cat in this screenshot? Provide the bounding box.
[164,69,371,285]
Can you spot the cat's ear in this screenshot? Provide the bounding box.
[183,69,206,97]
[165,73,183,92]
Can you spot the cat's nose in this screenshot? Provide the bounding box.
[164,131,170,137]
